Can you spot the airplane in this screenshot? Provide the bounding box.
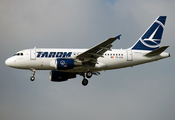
[5,16,170,86]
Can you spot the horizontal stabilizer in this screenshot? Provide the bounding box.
[144,46,169,57]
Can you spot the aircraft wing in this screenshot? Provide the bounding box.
[76,34,121,64]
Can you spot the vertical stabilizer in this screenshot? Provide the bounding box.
[131,16,166,50]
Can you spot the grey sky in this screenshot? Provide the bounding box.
[0,0,175,120]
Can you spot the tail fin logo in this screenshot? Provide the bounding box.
[140,20,165,48]
[131,16,166,50]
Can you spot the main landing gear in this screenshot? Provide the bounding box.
[81,71,93,86]
[86,71,93,78]
[82,79,88,86]
[30,68,36,81]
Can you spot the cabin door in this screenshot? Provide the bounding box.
[30,49,36,60]
[127,50,133,61]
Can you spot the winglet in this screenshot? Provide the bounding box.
[116,34,122,40]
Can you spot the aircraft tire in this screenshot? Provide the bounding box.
[30,76,35,81]
[82,79,88,86]
[86,71,92,78]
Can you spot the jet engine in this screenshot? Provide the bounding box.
[55,58,82,70]
[50,70,76,82]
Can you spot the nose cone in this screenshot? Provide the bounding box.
[5,58,11,66]
[5,57,15,67]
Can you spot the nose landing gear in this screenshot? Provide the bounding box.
[30,76,35,81]
[30,68,36,81]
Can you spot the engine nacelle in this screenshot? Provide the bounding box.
[50,70,76,82]
[56,58,74,70]
[55,58,82,70]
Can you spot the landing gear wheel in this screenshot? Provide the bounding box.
[86,71,92,78]
[30,68,36,81]
[82,79,88,86]
[30,76,35,81]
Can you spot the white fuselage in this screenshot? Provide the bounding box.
[4,16,170,86]
[5,48,170,73]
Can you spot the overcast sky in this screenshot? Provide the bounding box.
[0,0,175,120]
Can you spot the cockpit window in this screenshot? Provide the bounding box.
[14,53,23,56]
